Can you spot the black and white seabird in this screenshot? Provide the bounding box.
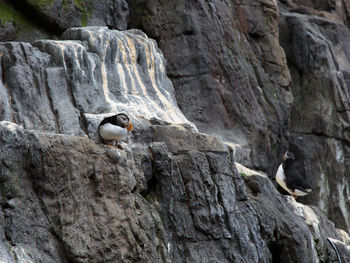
[276,151,312,199]
[98,113,133,146]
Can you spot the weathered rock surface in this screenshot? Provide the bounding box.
[1,120,350,262]
[0,25,349,261]
[127,0,350,234]
[279,3,350,232]
[0,0,129,42]
[1,0,350,261]
[0,26,193,138]
[128,0,293,174]
[280,0,350,26]
[17,0,129,31]
[243,169,350,263]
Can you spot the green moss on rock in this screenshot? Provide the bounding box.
[62,0,72,11]
[81,13,88,26]
[0,2,15,24]
[27,0,54,7]
[0,0,56,41]
[74,0,84,11]
[78,1,93,27]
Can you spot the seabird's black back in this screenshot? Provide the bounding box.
[283,159,312,193]
[98,113,129,128]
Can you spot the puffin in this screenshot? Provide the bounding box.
[275,151,312,199]
[98,113,133,146]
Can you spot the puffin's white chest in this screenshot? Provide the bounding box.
[276,164,292,194]
[99,123,127,141]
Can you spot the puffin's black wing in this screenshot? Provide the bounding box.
[284,167,312,193]
[98,114,129,128]
[98,115,115,128]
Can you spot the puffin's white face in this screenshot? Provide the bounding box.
[283,151,295,161]
[117,114,129,127]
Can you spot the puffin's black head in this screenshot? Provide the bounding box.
[99,113,133,131]
[283,151,295,161]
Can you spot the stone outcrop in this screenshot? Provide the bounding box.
[0,27,193,137]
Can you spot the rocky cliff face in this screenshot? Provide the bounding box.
[1,0,350,262]
[0,27,192,134]
[2,118,350,262]
[128,0,293,174]
[278,1,350,233]
[128,0,350,234]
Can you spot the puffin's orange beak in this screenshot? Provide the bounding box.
[126,121,133,132]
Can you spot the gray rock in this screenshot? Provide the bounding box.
[0,20,16,42]
[243,171,350,263]
[2,116,349,262]
[128,0,293,174]
[279,10,350,232]
[127,1,350,239]
[152,124,227,154]
[0,2,51,43]
[0,0,129,42]
[148,142,270,263]
[0,122,69,263]
[1,2,350,260]
[279,0,350,27]
[0,121,166,262]
[0,27,194,138]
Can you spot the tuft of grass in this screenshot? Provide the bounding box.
[240,172,248,177]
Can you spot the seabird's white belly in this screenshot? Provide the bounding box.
[276,164,308,196]
[276,164,292,194]
[99,123,127,141]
